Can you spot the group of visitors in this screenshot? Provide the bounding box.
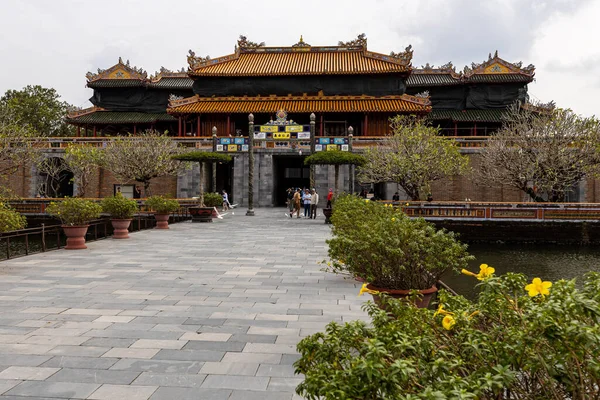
[286,187,322,219]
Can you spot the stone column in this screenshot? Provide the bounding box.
[348,126,354,194]
[246,114,255,216]
[309,113,316,189]
[212,127,217,192]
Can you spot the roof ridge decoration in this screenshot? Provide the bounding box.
[86,57,147,82]
[150,66,188,81]
[463,50,535,77]
[413,62,461,78]
[187,50,211,70]
[67,106,106,119]
[236,35,266,52]
[338,33,367,48]
[292,35,311,48]
[388,45,413,67]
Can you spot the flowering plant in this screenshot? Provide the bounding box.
[295,272,600,399]
[326,194,473,290]
[0,202,27,233]
[46,198,102,226]
[144,195,180,214]
[101,193,138,219]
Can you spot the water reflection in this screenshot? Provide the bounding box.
[442,244,600,299]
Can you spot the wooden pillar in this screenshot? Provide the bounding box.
[364,113,368,136]
[178,116,182,137]
[197,115,201,137]
[77,126,81,137]
[93,126,97,138]
[473,122,477,137]
[320,114,323,136]
[133,125,137,135]
[227,115,231,136]
[454,121,458,136]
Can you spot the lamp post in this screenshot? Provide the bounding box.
[309,113,316,189]
[246,113,255,216]
[348,126,354,194]
[212,126,217,192]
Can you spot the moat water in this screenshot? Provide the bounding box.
[442,243,600,298]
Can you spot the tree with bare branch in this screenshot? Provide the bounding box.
[358,116,469,200]
[0,108,37,179]
[101,131,185,196]
[64,144,104,197]
[478,103,600,202]
[33,154,70,198]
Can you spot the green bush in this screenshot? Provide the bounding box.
[144,195,180,214]
[0,203,27,233]
[45,198,102,226]
[101,193,138,219]
[327,194,472,290]
[295,272,600,399]
[203,192,223,208]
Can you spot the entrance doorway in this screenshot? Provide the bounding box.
[212,160,234,202]
[273,155,310,206]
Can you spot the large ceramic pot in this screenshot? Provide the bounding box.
[322,207,333,224]
[62,225,89,250]
[188,206,213,223]
[154,213,170,229]
[367,283,438,309]
[111,219,132,239]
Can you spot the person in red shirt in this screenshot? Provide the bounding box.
[326,188,334,208]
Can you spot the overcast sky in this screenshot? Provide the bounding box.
[1,0,598,116]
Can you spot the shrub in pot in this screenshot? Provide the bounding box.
[326,194,472,307]
[144,196,180,229]
[295,271,600,399]
[0,203,27,233]
[101,193,138,239]
[188,192,224,223]
[46,198,102,249]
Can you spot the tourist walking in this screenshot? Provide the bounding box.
[310,188,319,219]
[286,188,294,213]
[292,189,302,218]
[326,188,334,208]
[303,189,312,218]
[222,190,231,211]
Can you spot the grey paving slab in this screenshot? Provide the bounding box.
[0,208,367,397]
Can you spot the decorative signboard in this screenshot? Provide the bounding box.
[253,109,311,141]
[216,137,249,152]
[315,137,350,152]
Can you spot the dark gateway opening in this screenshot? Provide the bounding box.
[273,155,310,206]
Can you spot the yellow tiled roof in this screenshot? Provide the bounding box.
[168,95,431,114]
[190,49,411,77]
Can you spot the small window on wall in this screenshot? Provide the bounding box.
[114,184,134,199]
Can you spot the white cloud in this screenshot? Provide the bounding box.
[0,0,598,115]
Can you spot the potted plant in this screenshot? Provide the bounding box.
[295,272,600,399]
[101,193,138,239]
[172,151,232,222]
[144,195,180,229]
[326,194,472,308]
[46,198,102,249]
[0,202,27,233]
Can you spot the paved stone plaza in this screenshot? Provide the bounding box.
[0,209,367,399]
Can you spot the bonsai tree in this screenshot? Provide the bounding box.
[326,194,472,290]
[144,195,180,214]
[304,150,365,196]
[172,151,232,206]
[295,271,600,399]
[101,193,138,220]
[203,192,223,208]
[358,115,469,201]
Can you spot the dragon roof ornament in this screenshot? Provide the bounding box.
[413,61,461,78]
[236,35,266,51]
[338,33,367,48]
[86,57,147,82]
[388,45,413,66]
[150,66,188,80]
[187,50,211,70]
[463,50,535,77]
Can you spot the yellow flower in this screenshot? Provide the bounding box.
[434,304,453,317]
[358,283,379,297]
[365,199,370,203]
[468,310,480,319]
[476,264,495,281]
[442,315,456,330]
[461,269,478,278]
[391,217,396,222]
[525,278,552,297]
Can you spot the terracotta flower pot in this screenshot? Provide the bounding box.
[154,213,170,229]
[62,225,89,250]
[111,219,132,239]
[367,283,438,309]
[188,206,213,223]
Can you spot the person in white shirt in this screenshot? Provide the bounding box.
[303,189,312,218]
[310,189,319,219]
